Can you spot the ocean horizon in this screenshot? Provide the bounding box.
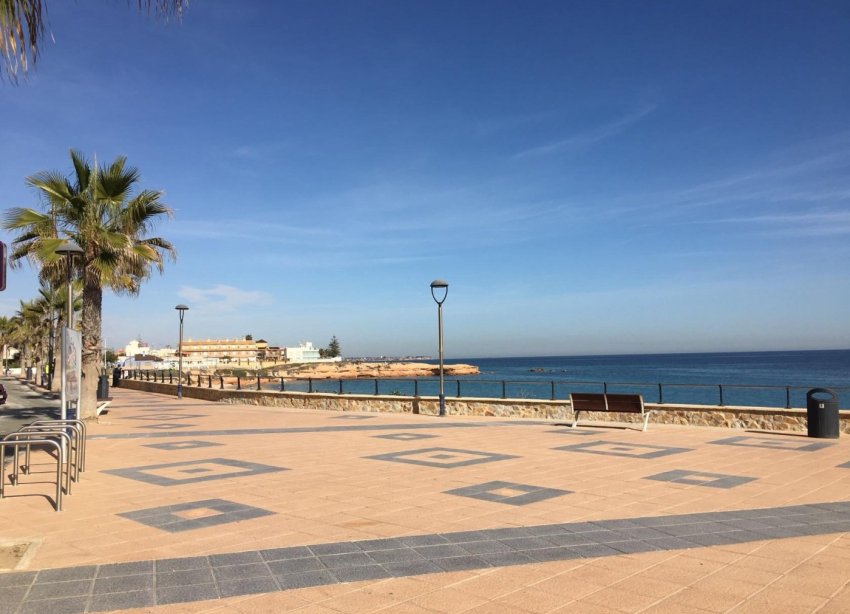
[411,348,850,409]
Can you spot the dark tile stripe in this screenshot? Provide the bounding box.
[3,500,850,613]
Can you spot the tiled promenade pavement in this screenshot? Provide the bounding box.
[2,389,850,613]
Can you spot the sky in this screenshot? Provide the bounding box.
[1,0,848,358]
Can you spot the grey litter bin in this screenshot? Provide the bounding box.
[97,374,110,401]
[806,388,839,439]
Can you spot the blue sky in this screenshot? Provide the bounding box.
[1,1,848,358]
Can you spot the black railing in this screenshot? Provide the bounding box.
[119,370,850,409]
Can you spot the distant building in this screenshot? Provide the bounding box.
[283,341,341,363]
[181,337,259,363]
[123,338,151,358]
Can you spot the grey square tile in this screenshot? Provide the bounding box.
[266,557,325,575]
[382,560,443,577]
[275,570,337,590]
[432,555,490,571]
[92,574,153,594]
[366,548,425,565]
[372,432,438,441]
[155,568,214,588]
[19,596,88,614]
[709,435,833,452]
[331,414,375,420]
[478,551,537,567]
[366,447,518,469]
[0,586,27,614]
[88,589,155,612]
[413,544,470,559]
[208,551,264,567]
[309,542,362,556]
[97,561,154,578]
[553,440,692,459]
[217,577,279,598]
[0,571,36,587]
[645,469,757,489]
[154,556,212,582]
[260,546,313,561]
[444,480,572,506]
[318,552,374,569]
[105,460,287,487]
[212,563,273,583]
[332,565,391,583]
[144,440,224,451]
[137,423,197,430]
[120,499,274,532]
[27,579,92,600]
[156,583,218,605]
[36,567,95,582]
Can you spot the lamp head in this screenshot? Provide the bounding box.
[175,304,189,312]
[55,240,83,257]
[430,279,449,305]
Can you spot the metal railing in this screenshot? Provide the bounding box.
[120,370,850,410]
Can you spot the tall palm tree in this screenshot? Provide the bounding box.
[1,1,187,82]
[0,315,10,373]
[4,149,176,418]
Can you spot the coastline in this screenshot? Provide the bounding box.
[214,361,480,380]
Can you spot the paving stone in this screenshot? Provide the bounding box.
[88,589,156,612]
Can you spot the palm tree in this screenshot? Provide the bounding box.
[4,149,176,418]
[1,0,187,82]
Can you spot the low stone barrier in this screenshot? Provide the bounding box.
[118,379,850,433]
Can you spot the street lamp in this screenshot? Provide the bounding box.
[430,279,449,417]
[56,240,82,421]
[175,304,189,399]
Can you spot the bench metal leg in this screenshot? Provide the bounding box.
[571,411,581,428]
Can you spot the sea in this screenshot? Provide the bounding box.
[300,349,850,409]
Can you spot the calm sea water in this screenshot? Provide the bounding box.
[298,349,850,409]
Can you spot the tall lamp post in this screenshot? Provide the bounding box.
[56,241,82,421]
[430,279,449,417]
[175,304,189,399]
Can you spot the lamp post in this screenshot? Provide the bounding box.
[55,240,82,421]
[175,304,189,399]
[430,279,449,417]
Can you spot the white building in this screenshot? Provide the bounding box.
[283,341,341,363]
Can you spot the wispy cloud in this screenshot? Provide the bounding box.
[178,284,273,313]
[691,210,850,237]
[602,132,850,221]
[514,104,656,159]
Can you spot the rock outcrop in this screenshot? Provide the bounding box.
[280,361,479,379]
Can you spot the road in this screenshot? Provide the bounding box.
[0,377,61,435]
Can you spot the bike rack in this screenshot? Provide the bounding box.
[3,430,75,495]
[0,437,65,511]
[27,419,86,473]
[19,424,82,484]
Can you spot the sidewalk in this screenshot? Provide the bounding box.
[1,387,850,613]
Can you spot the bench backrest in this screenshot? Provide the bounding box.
[570,392,644,414]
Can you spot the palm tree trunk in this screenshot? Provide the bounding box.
[80,269,103,419]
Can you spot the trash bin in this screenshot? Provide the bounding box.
[97,374,110,401]
[807,388,839,439]
[112,368,121,388]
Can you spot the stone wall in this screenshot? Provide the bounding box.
[118,379,850,433]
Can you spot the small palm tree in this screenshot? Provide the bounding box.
[4,149,176,418]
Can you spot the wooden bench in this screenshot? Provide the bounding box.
[569,392,653,431]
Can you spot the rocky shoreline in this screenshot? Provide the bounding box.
[272,361,479,379]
